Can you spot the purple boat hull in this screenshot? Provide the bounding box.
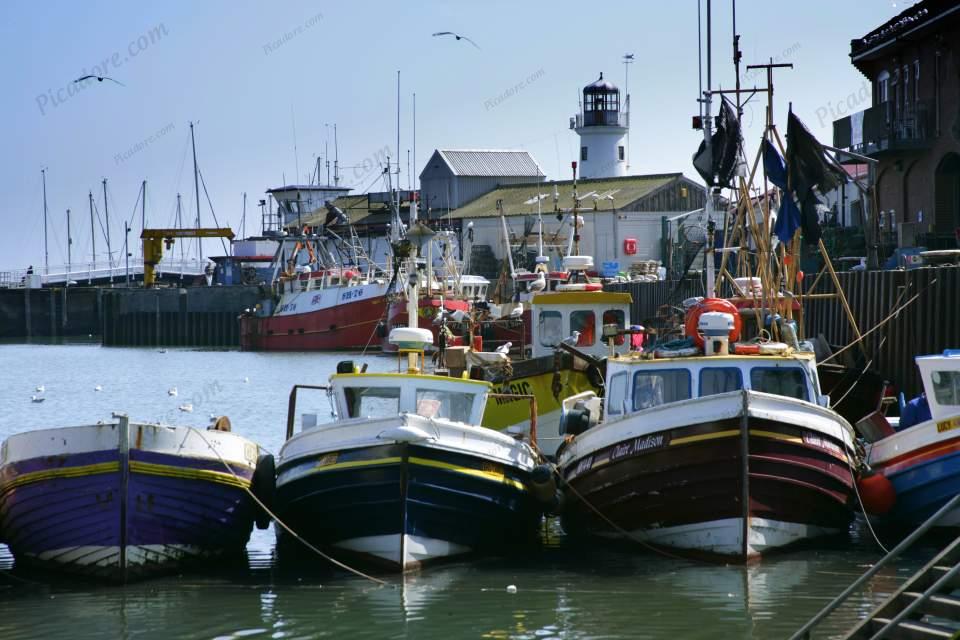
[0,446,256,581]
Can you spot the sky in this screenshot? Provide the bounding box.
[0,0,902,271]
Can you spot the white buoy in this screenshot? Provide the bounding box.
[506,585,517,594]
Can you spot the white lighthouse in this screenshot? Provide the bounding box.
[570,73,629,179]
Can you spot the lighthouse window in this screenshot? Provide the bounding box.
[618,146,625,161]
[538,310,563,347]
[581,146,588,162]
[931,371,960,406]
[570,310,596,346]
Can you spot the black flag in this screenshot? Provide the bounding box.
[785,111,845,243]
[692,97,742,188]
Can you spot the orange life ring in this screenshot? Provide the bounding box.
[684,298,742,349]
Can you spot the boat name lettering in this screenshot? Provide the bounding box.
[278,302,297,313]
[341,287,364,301]
[310,294,323,306]
[610,434,667,461]
[570,456,593,479]
[493,381,532,404]
[802,432,842,456]
[937,417,960,433]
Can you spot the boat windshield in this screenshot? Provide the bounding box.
[931,370,960,406]
[633,370,691,410]
[750,368,808,401]
[416,388,476,423]
[344,386,401,418]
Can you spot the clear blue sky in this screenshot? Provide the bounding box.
[0,0,899,270]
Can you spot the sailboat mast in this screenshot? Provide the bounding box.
[41,169,49,275]
[66,208,72,275]
[190,122,202,261]
[176,193,184,262]
[103,178,112,281]
[141,179,147,237]
[88,191,96,266]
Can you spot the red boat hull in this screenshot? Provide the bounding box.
[240,295,388,351]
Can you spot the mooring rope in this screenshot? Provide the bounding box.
[186,427,388,586]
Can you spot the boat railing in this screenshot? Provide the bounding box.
[286,384,331,439]
[790,491,960,639]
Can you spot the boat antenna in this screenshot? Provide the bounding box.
[241,192,247,238]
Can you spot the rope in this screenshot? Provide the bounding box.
[820,279,934,366]
[185,427,388,585]
[843,435,890,555]
[530,441,689,562]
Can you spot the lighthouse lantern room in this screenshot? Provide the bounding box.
[570,73,629,179]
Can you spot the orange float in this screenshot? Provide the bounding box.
[684,298,742,349]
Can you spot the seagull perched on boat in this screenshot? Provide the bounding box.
[432,31,480,49]
[560,331,581,346]
[74,75,125,86]
[509,304,524,318]
[495,342,513,355]
[168,386,178,397]
[528,271,546,293]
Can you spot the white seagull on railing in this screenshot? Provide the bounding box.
[528,271,546,293]
[560,331,581,346]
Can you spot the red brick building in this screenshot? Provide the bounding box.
[833,0,960,248]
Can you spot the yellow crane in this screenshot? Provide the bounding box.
[141,228,235,287]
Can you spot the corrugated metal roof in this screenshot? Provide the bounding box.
[437,149,544,177]
[449,174,691,219]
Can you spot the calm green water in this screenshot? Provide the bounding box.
[0,344,927,639]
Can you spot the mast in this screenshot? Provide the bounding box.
[333,124,339,186]
[66,208,72,277]
[141,179,147,258]
[176,193,184,263]
[41,169,49,276]
[241,192,247,238]
[412,92,416,192]
[190,121,202,261]
[88,191,96,267]
[397,70,401,193]
[103,178,112,282]
[703,0,716,297]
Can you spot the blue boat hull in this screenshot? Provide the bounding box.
[274,442,541,570]
[0,448,256,581]
[884,447,960,528]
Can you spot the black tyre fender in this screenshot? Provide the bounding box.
[250,453,276,530]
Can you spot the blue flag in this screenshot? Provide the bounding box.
[763,139,787,190]
[774,193,801,244]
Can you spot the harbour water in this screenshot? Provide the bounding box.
[0,344,929,638]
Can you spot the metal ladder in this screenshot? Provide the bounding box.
[792,493,960,640]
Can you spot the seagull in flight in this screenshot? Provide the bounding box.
[432,31,480,50]
[74,75,125,86]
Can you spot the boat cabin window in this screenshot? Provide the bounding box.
[603,309,626,345]
[931,371,960,406]
[539,310,563,347]
[344,386,401,418]
[570,310,595,347]
[633,370,691,410]
[750,368,808,401]
[700,368,742,396]
[415,389,476,423]
[607,372,628,415]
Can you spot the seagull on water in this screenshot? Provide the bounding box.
[74,75,125,86]
[35,385,45,392]
[432,31,480,49]
[31,395,45,403]
[168,386,178,397]
[94,384,103,392]
[179,403,193,413]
